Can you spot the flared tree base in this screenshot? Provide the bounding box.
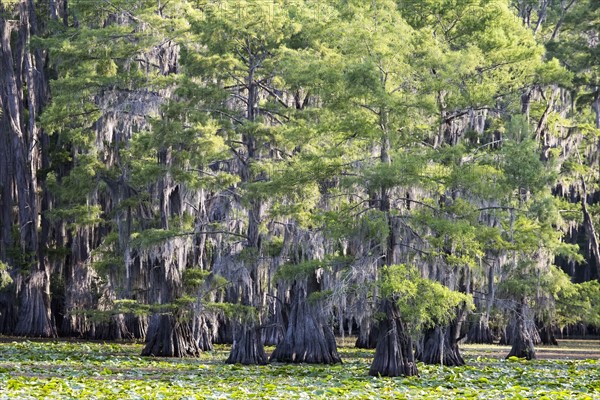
[226,324,267,365]
[369,299,418,377]
[355,323,378,349]
[193,315,214,351]
[15,272,56,338]
[506,304,537,360]
[506,326,537,360]
[94,314,134,341]
[142,314,201,357]
[270,296,341,364]
[416,326,465,366]
[465,315,494,344]
[538,323,558,346]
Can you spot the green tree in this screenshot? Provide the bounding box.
[0,0,55,337]
[369,265,471,376]
[183,0,330,364]
[40,0,189,341]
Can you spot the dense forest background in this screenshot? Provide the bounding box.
[1,0,599,376]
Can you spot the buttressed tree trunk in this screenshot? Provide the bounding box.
[506,300,537,360]
[141,242,201,357]
[226,321,267,365]
[355,319,379,349]
[537,322,558,346]
[466,313,495,344]
[141,146,200,356]
[0,1,55,337]
[467,264,496,344]
[141,170,200,357]
[369,299,418,377]
[226,69,269,364]
[416,323,465,366]
[418,294,468,366]
[261,296,284,347]
[581,177,600,280]
[270,283,341,364]
[142,314,200,357]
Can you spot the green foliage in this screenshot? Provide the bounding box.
[76,296,212,323]
[182,269,212,289]
[380,265,473,330]
[360,150,428,192]
[14,0,600,362]
[182,269,228,296]
[402,0,543,108]
[307,289,334,304]
[276,260,323,282]
[276,256,352,282]
[263,236,284,257]
[46,204,103,229]
[0,261,13,289]
[501,120,553,196]
[414,206,487,269]
[1,340,598,398]
[112,299,151,317]
[556,280,600,327]
[204,302,258,323]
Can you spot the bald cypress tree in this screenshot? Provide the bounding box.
[0,0,55,337]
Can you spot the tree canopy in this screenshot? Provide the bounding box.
[0,0,599,376]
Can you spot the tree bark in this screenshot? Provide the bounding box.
[506,301,537,360]
[369,299,418,377]
[214,313,234,344]
[262,295,284,346]
[417,323,465,366]
[466,313,494,344]
[270,285,341,364]
[538,322,558,346]
[226,322,267,365]
[0,78,13,263]
[95,313,133,341]
[141,240,200,356]
[1,1,55,337]
[142,314,200,357]
[225,57,267,364]
[141,148,199,355]
[193,314,214,351]
[580,177,600,280]
[355,320,379,349]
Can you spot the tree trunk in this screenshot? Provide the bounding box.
[193,314,214,351]
[1,1,55,337]
[0,94,13,263]
[0,88,17,335]
[500,312,541,346]
[417,323,465,366]
[226,322,267,365]
[369,299,418,377]
[262,295,284,346]
[95,314,133,341]
[60,226,99,337]
[506,301,537,360]
[225,65,266,363]
[270,286,341,364]
[142,314,200,357]
[15,271,56,337]
[538,322,558,346]
[142,245,199,356]
[355,320,379,349]
[580,177,600,280]
[466,313,494,344]
[214,313,234,344]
